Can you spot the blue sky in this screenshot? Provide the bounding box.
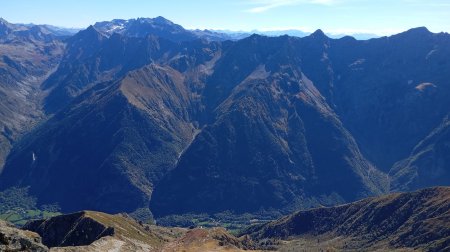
[1,0,449,35]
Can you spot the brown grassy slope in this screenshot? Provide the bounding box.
[245,187,450,251]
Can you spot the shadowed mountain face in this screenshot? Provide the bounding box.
[0,18,450,216]
[42,25,221,113]
[330,28,450,171]
[0,18,64,171]
[42,26,163,113]
[150,35,387,216]
[390,116,450,191]
[0,64,205,212]
[244,187,450,251]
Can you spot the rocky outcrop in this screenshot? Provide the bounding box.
[24,212,114,248]
[23,211,160,249]
[0,219,48,251]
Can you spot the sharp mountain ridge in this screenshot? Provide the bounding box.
[0,17,449,219]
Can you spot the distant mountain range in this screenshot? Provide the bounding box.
[2,16,380,41]
[0,16,449,221]
[0,18,78,39]
[92,17,316,41]
[211,29,380,40]
[93,19,381,41]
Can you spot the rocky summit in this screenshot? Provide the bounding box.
[0,219,48,251]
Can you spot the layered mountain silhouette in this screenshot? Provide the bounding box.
[0,18,449,218]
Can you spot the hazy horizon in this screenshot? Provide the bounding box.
[1,0,449,37]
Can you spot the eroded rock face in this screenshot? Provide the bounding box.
[0,219,48,251]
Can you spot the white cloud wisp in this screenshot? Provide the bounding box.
[246,0,337,13]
